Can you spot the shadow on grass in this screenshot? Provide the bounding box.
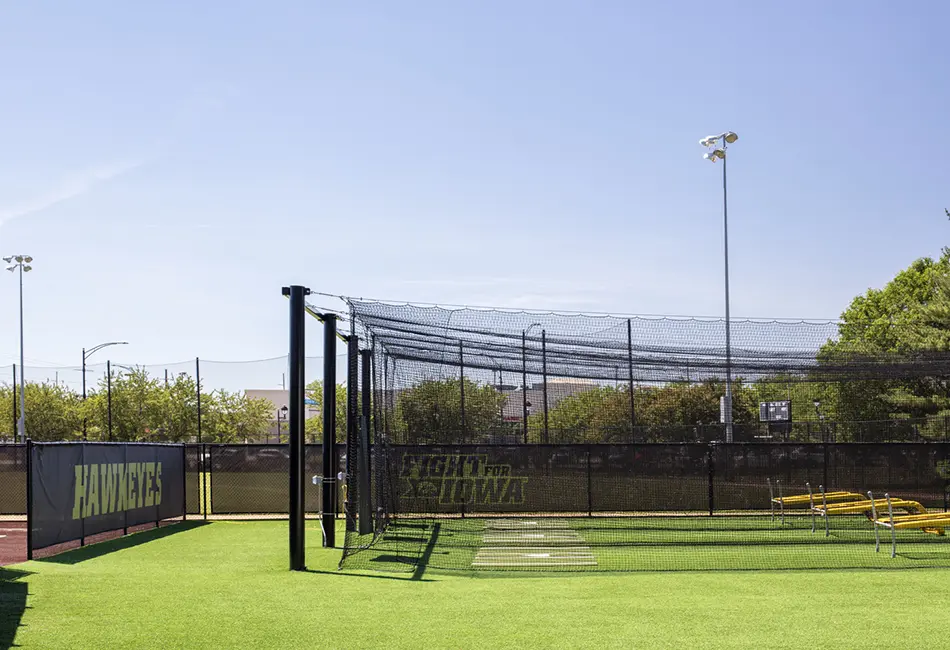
[36,521,208,565]
[0,568,32,650]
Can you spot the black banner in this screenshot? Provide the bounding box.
[30,442,185,553]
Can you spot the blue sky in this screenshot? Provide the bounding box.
[0,1,947,390]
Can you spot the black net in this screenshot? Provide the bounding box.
[337,300,950,573]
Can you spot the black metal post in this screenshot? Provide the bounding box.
[202,443,208,520]
[627,319,636,439]
[823,441,829,491]
[707,444,715,516]
[521,331,528,444]
[196,358,202,444]
[358,349,373,534]
[25,438,32,560]
[587,445,593,517]
[344,335,359,532]
[107,360,112,441]
[12,364,17,441]
[123,443,128,535]
[284,285,309,570]
[81,351,87,440]
[542,329,549,444]
[80,442,86,546]
[322,313,338,548]
[459,341,466,443]
[181,445,187,522]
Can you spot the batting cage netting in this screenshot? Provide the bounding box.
[337,299,950,573]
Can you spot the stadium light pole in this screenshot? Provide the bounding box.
[82,341,128,440]
[522,322,543,443]
[4,255,32,442]
[700,131,738,443]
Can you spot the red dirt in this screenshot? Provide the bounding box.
[0,521,26,566]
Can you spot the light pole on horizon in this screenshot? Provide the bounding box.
[4,255,32,443]
[700,131,739,443]
[82,341,128,440]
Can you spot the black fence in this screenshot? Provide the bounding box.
[4,442,948,522]
[387,442,950,515]
[183,444,348,516]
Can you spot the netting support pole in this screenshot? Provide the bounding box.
[542,329,549,444]
[459,341,466,444]
[358,349,373,535]
[345,335,359,533]
[521,330,528,444]
[627,319,636,440]
[322,312,338,548]
[284,284,309,571]
[707,444,715,516]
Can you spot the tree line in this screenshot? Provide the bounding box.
[0,368,352,444]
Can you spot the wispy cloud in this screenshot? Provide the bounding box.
[0,159,145,225]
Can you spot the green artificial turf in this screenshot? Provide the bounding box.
[3,520,950,649]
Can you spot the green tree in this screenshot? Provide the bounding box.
[0,382,83,441]
[819,249,950,439]
[532,386,631,443]
[304,380,348,443]
[395,378,505,443]
[201,390,273,442]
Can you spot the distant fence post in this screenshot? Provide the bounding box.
[627,319,636,440]
[707,443,715,516]
[196,357,202,444]
[586,445,593,517]
[459,341,466,444]
[12,364,16,440]
[542,329,549,444]
[521,330,528,444]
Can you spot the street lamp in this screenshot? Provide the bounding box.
[276,405,288,443]
[4,255,32,442]
[82,341,128,440]
[700,131,739,442]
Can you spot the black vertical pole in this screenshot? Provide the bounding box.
[707,444,715,516]
[344,335,359,532]
[80,442,86,546]
[81,353,87,440]
[586,445,593,517]
[202,443,208,520]
[123,443,128,535]
[521,331,528,444]
[107,361,113,441]
[542,330,549,444]
[823,441,829,492]
[358,349,374,534]
[284,285,309,570]
[322,313,338,548]
[196,358,202,444]
[181,445,187,522]
[25,438,32,560]
[627,319,636,439]
[459,341,466,444]
[12,364,17,441]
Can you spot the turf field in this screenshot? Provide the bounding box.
[3,520,950,649]
[342,513,950,573]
